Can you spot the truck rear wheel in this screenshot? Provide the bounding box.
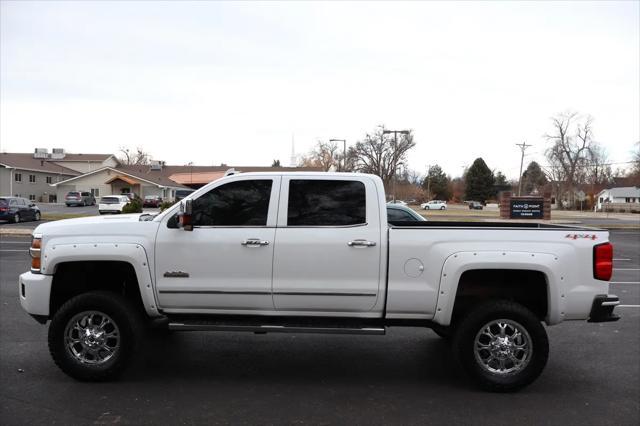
[48,291,141,381]
[452,300,548,392]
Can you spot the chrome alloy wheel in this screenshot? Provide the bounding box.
[64,311,120,365]
[474,319,532,375]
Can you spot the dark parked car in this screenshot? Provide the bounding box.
[387,204,427,222]
[468,201,484,210]
[65,191,95,207]
[0,197,41,223]
[143,195,163,208]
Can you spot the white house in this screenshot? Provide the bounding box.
[596,186,640,211]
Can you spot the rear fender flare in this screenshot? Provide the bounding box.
[432,251,564,326]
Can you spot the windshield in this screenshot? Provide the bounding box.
[100,197,121,204]
[0,198,7,206]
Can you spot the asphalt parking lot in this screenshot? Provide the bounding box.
[0,231,638,425]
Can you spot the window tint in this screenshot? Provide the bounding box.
[287,180,366,226]
[387,208,414,221]
[192,180,272,227]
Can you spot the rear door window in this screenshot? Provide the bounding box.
[287,180,366,226]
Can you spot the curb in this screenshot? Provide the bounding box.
[0,228,34,236]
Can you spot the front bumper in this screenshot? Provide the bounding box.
[587,294,620,323]
[19,272,53,317]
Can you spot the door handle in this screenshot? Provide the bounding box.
[347,239,377,247]
[241,238,270,247]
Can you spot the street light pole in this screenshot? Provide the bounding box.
[329,139,346,171]
[382,129,410,202]
[515,141,532,197]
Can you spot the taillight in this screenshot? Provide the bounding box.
[30,237,42,273]
[593,242,613,281]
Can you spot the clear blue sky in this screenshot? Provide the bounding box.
[1,1,638,178]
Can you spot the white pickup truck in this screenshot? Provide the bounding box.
[19,172,619,391]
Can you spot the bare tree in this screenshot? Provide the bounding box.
[119,146,151,165]
[545,112,595,208]
[351,125,416,186]
[298,141,341,171]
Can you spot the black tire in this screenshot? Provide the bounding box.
[48,291,142,381]
[34,211,41,221]
[452,300,548,392]
[441,206,445,210]
[12,213,20,223]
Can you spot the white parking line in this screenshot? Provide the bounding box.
[610,281,640,284]
[617,305,640,308]
[0,249,27,252]
[614,268,640,271]
[613,258,632,261]
[0,241,30,244]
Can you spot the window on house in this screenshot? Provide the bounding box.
[625,197,631,203]
[15,173,22,182]
[29,194,36,201]
[46,176,53,184]
[29,174,36,183]
[91,188,100,197]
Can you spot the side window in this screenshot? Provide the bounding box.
[287,180,366,226]
[387,208,413,221]
[9,199,17,206]
[192,180,272,227]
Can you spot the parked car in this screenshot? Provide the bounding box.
[387,200,408,206]
[65,191,96,207]
[98,195,130,214]
[122,193,139,201]
[20,172,619,391]
[0,197,41,222]
[468,201,484,210]
[387,204,427,222]
[143,195,163,208]
[420,200,447,210]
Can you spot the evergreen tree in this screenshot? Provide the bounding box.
[422,165,451,200]
[464,158,495,202]
[521,161,548,194]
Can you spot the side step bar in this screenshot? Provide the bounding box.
[168,322,386,335]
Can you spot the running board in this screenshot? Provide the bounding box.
[168,322,386,335]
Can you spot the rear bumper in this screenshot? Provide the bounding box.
[19,272,53,317]
[587,294,620,323]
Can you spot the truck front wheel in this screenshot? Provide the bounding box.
[452,300,549,392]
[48,291,141,381]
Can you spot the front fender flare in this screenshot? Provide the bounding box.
[42,242,161,318]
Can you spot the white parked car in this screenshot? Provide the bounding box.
[387,200,408,206]
[98,195,130,214]
[19,172,619,391]
[420,200,447,210]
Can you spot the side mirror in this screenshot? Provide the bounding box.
[178,199,193,231]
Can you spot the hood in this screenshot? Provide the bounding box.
[33,213,154,237]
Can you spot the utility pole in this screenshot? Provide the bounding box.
[426,165,431,201]
[516,141,532,196]
[382,129,410,202]
[329,139,346,171]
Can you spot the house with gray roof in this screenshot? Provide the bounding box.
[0,149,118,202]
[596,186,640,211]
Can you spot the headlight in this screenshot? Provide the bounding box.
[29,234,42,273]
